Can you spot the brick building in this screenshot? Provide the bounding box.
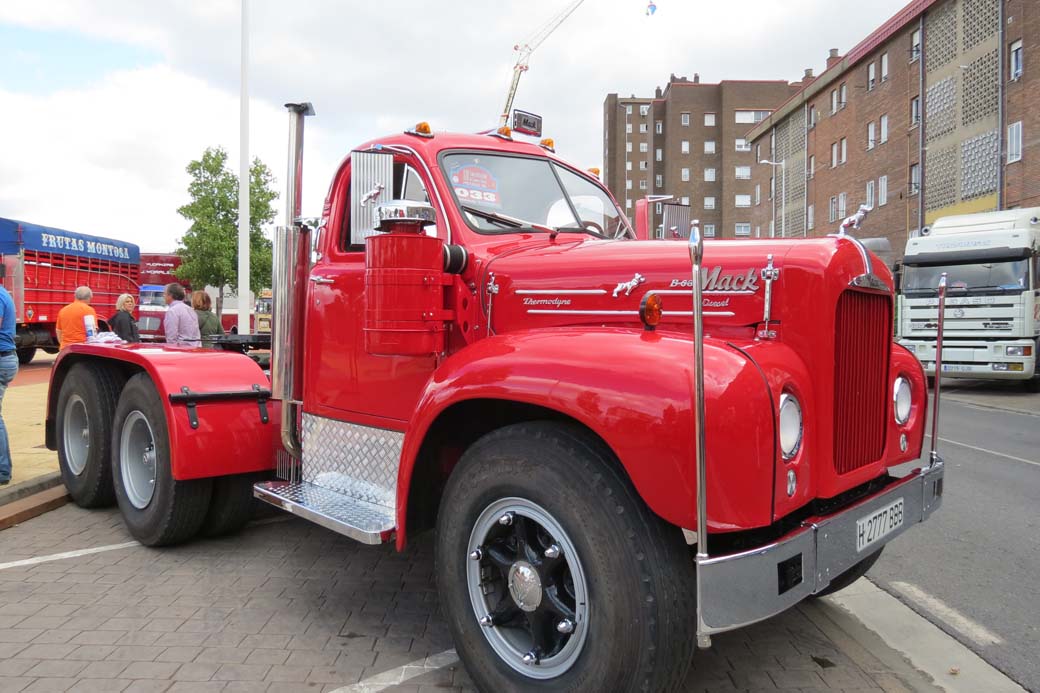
[603,76,800,239]
[747,0,1038,257]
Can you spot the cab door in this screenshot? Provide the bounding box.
[302,151,443,424]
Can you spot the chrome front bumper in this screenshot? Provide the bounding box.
[696,460,944,634]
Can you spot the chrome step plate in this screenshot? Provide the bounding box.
[253,480,395,545]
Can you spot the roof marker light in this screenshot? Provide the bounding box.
[539,138,555,152]
[406,122,434,138]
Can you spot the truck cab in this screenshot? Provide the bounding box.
[898,208,1040,389]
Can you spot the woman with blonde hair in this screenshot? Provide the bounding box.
[192,290,224,348]
[109,293,140,343]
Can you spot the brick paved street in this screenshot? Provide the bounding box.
[0,505,938,692]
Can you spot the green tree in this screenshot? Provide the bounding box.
[175,147,278,318]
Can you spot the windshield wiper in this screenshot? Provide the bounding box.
[460,204,543,231]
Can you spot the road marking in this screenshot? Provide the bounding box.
[0,541,139,571]
[889,581,1004,646]
[924,434,1040,468]
[329,649,458,692]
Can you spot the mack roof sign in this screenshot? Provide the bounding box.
[0,217,141,265]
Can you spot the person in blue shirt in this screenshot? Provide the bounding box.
[0,285,17,485]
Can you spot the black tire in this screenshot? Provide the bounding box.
[436,422,696,693]
[55,362,123,507]
[926,375,936,390]
[1023,376,1040,393]
[17,348,35,365]
[111,373,212,546]
[813,547,884,598]
[201,472,264,537]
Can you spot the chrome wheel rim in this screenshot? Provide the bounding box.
[120,411,157,509]
[466,497,589,680]
[62,395,90,475]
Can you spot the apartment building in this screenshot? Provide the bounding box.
[604,75,800,238]
[748,0,1038,256]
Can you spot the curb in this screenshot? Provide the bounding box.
[0,471,63,507]
[0,472,67,531]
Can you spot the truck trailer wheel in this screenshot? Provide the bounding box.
[17,348,35,365]
[111,373,212,546]
[436,422,696,693]
[812,547,884,598]
[56,362,121,508]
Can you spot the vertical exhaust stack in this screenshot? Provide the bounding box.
[272,102,315,459]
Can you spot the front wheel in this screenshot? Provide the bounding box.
[17,348,35,365]
[436,422,696,693]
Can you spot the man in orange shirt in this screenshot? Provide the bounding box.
[56,286,98,349]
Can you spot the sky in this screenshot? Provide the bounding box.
[0,0,914,253]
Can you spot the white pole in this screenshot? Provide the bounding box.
[780,161,786,238]
[237,0,251,334]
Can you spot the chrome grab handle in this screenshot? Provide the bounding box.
[688,219,712,649]
[309,275,335,285]
[929,273,947,467]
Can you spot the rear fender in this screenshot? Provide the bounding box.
[397,327,775,547]
[47,344,280,480]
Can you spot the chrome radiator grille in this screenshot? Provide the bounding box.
[833,290,891,474]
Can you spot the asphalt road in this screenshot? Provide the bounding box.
[870,385,1040,692]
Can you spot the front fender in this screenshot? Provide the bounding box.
[398,327,775,540]
[48,344,279,480]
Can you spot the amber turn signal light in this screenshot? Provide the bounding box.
[539,138,555,152]
[497,126,512,137]
[640,293,662,330]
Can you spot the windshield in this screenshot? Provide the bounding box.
[903,259,1030,295]
[140,290,165,307]
[255,299,273,313]
[441,152,632,238]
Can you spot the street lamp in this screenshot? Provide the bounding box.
[761,159,785,238]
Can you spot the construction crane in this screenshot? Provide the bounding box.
[498,0,588,127]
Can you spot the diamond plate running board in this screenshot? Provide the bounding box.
[253,480,395,545]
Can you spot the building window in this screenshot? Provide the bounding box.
[639,180,648,190]
[626,105,633,115]
[681,167,690,181]
[704,113,716,126]
[831,89,838,114]
[881,52,889,81]
[867,122,876,150]
[809,155,815,179]
[655,120,663,134]
[879,175,888,206]
[735,138,751,152]
[840,137,847,163]
[655,202,663,214]
[1010,40,1023,80]
[681,112,690,126]
[656,148,663,162]
[735,194,751,208]
[639,142,648,153]
[703,224,716,237]
[755,143,761,160]
[735,165,751,180]
[639,123,648,133]
[639,160,649,171]
[840,83,847,108]
[626,123,633,134]
[911,96,921,126]
[626,198,632,209]
[639,104,650,117]
[754,184,761,205]
[1008,121,1023,163]
[735,110,770,124]
[681,140,690,154]
[880,115,889,143]
[831,141,839,167]
[626,180,633,190]
[909,163,921,194]
[735,223,751,237]
[680,196,690,205]
[705,140,716,154]
[838,192,847,218]
[626,142,633,153]
[911,30,921,61]
[866,180,875,208]
[808,104,816,128]
[829,196,838,222]
[656,174,664,188]
[704,196,716,210]
[626,161,632,171]
[868,62,876,90]
[807,204,815,230]
[704,168,716,182]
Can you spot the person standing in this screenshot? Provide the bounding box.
[55,286,98,349]
[109,293,140,343]
[163,283,201,346]
[191,290,224,348]
[0,284,17,485]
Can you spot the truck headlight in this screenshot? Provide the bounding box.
[904,343,915,353]
[1006,345,1032,357]
[778,393,803,460]
[893,376,912,425]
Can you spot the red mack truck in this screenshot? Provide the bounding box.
[138,253,250,340]
[45,105,946,692]
[0,217,140,364]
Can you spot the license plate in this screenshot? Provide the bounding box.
[856,498,904,553]
[941,364,972,372]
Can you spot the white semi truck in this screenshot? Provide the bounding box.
[898,208,1040,390]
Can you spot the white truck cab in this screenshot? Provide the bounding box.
[898,208,1040,389]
